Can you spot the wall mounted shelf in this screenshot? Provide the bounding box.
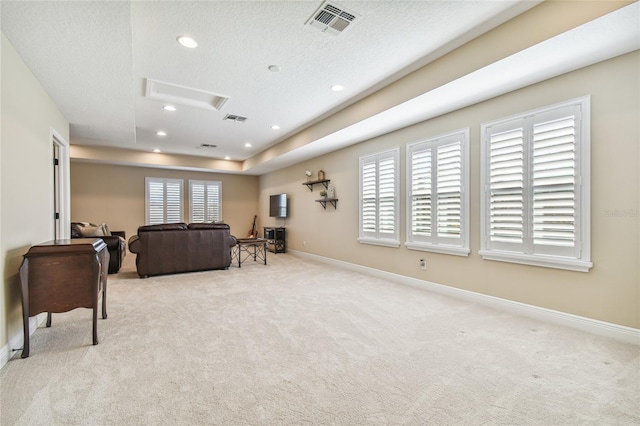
[303,179,330,191]
[316,198,338,209]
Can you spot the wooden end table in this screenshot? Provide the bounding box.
[19,238,109,358]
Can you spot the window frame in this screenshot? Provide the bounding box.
[358,147,401,247]
[480,96,592,272]
[145,177,184,225]
[405,128,470,256]
[189,179,222,223]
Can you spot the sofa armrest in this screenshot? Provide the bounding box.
[100,235,124,249]
[111,230,126,239]
[128,235,141,253]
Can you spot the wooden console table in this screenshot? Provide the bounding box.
[19,238,109,358]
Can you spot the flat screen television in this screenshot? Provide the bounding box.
[269,193,288,218]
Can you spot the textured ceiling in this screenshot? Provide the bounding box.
[1,0,535,163]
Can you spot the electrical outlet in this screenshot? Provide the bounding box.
[303,240,307,247]
[420,259,427,270]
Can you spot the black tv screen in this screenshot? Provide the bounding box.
[269,194,287,218]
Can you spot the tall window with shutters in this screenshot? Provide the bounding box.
[189,180,222,223]
[406,129,469,256]
[145,177,183,225]
[358,147,400,247]
[480,96,592,272]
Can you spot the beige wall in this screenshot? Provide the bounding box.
[70,162,259,243]
[259,52,640,329]
[1,33,70,349]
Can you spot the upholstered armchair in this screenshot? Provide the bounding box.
[71,222,126,274]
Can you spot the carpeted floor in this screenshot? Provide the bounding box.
[1,253,638,425]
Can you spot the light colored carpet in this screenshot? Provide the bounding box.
[1,253,638,425]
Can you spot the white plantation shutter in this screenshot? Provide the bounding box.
[359,148,400,246]
[437,142,462,239]
[189,180,222,223]
[487,124,525,251]
[145,177,183,225]
[532,110,576,256]
[481,97,591,271]
[406,129,469,255]
[361,159,377,235]
[191,183,205,222]
[410,148,432,238]
[378,155,397,235]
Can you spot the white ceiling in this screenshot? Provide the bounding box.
[1,1,638,176]
[1,1,536,161]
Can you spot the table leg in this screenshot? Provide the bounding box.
[19,259,30,358]
[92,305,99,345]
[102,287,108,320]
[92,256,100,345]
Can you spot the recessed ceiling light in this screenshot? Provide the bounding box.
[163,105,176,111]
[177,35,197,49]
[268,65,281,72]
[224,156,231,160]
[271,125,280,130]
[153,148,161,153]
[331,84,345,92]
[244,143,252,148]
[156,131,167,136]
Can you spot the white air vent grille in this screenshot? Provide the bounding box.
[223,114,248,122]
[306,2,359,35]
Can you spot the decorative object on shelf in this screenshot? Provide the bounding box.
[305,169,312,182]
[319,190,327,199]
[317,170,325,180]
[328,184,335,198]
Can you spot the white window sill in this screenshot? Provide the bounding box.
[479,250,593,272]
[405,242,470,257]
[358,237,400,248]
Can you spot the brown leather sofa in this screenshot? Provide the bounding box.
[128,222,237,278]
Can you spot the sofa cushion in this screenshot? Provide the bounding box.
[137,222,188,233]
[187,222,230,230]
[75,222,111,237]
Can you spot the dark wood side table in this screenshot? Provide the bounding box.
[19,238,109,358]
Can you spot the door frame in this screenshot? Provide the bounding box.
[51,128,70,239]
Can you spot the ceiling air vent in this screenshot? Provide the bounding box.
[223,114,248,123]
[197,143,217,149]
[306,2,359,36]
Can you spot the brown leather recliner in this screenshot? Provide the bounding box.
[71,222,126,274]
[127,222,237,278]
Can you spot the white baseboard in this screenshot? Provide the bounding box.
[290,250,640,345]
[0,313,47,369]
